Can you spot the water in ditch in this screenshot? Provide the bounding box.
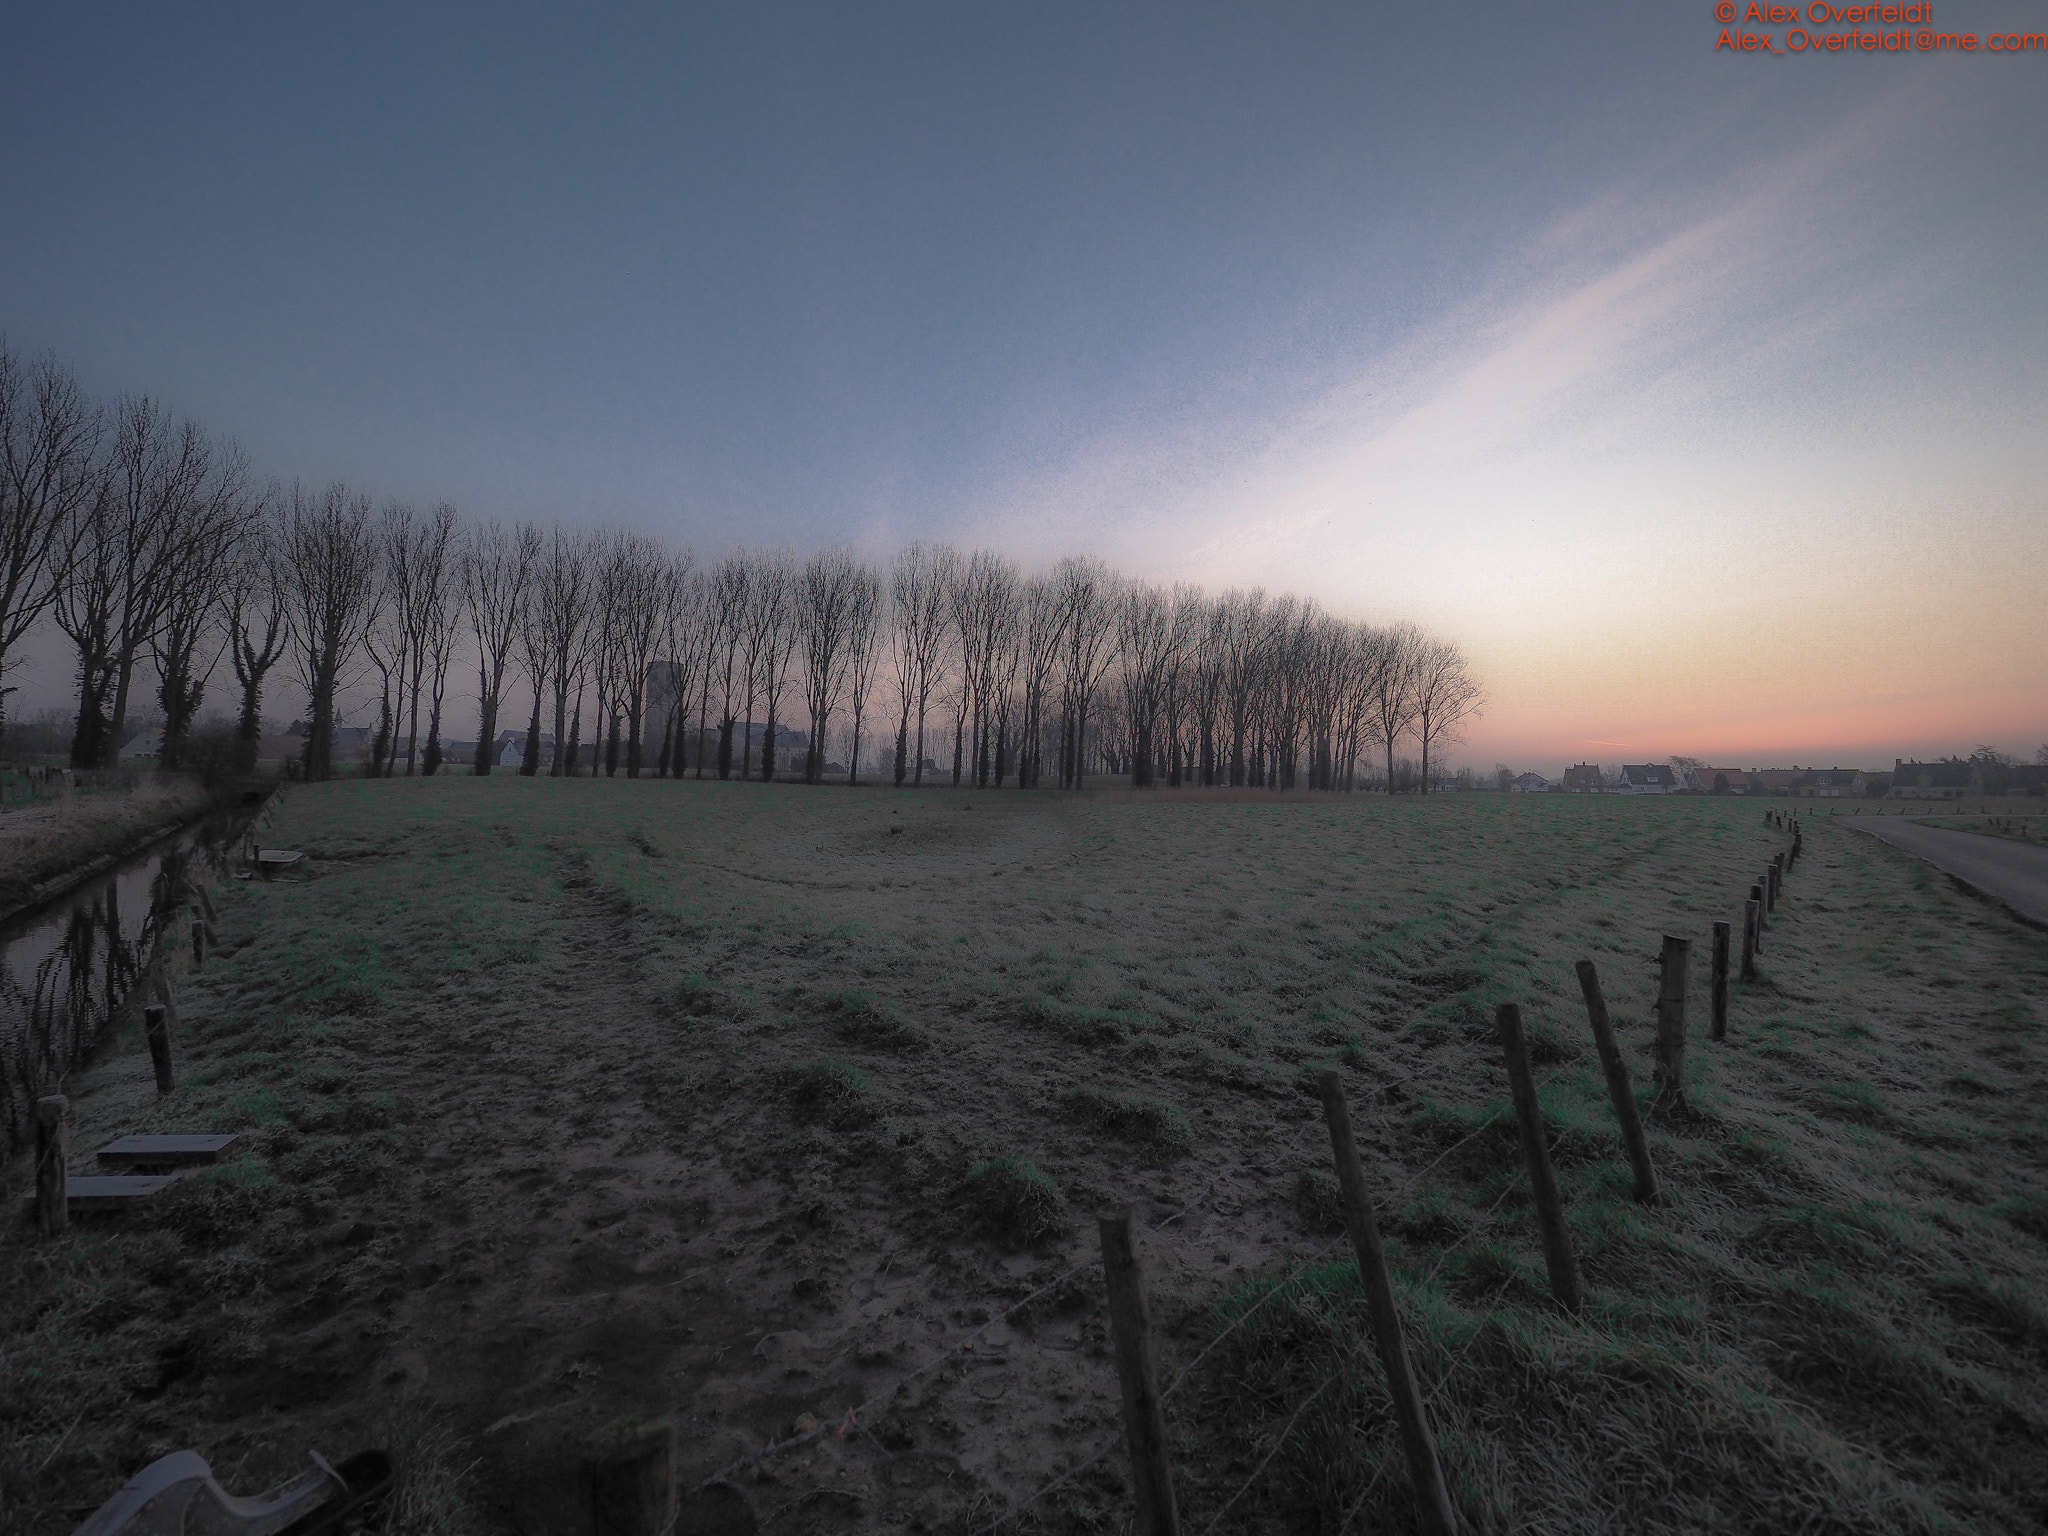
[0,809,250,1153]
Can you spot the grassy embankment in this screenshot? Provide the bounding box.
[0,774,217,917]
[2,776,2044,1534]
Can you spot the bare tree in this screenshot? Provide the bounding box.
[1370,622,1422,793]
[363,503,411,777]
[1054,556,1119,788]
[744,552,799,780]
[952,551,1021,788]
[222,484,292,775]
[1411,637,1483,792]
[1116,581,1180,788]
[1156,585,1206,787]
[609,532,682,777]
[843,562,883,785]
[515,542,549,777]
[56,397,216,766]
[797,549,860,783]
[389,503,461,774]
[706,554,750,779]
[653,561,706,776]
[152,441,252,770]
[465,521,540,775]
[889,544,955,787]
[0,343,101,752]
[1014,575,1065,789]
[534,526,595,777]
[283,482,379,781]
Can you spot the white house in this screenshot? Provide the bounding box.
[1618,764,1678,794]
[1510,772,1550,793]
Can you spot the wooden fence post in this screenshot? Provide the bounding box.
[1768,855,1782,910]
[1752,879,1769,933]
[1317,1072,1459,1536]
[1572,963,1657,1203]
[1742,899,1760,980]
[35,1095,69,1236]
[1099,1208,1181,1536]
[1653,936,1690,1111]
[1710,922,1730,1042]
[144,1003,175,1095]
[1494,1005,1582,1312]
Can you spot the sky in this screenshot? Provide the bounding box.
[3,2,2044,773]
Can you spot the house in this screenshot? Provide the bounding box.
[1888,760,1977,799]
[1800,768,1869,798]
[1748,768,1806,796]
[1559,763,1604,793]
[1618,764,1678,794]
[1510,772,1550,793]
[493,730,556,768]
[116,725,162,761]
[2002,764,2048,797]
[1688,766,1750,795]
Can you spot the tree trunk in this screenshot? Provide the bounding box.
[522,691,543,776]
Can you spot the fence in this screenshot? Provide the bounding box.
[664,811,1808,1536]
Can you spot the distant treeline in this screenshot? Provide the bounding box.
[0,340,1481,790]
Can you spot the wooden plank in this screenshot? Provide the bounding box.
[19,1174,184,1209]
[97,1133,241,1170]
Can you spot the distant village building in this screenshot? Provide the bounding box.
[1510,772,1550,793]
[1618,764,1678,794]
[1799,768,1869,798]
[1687,766,1750,795]
[1558,763,1604,794]
[494,730,556,768]
[1888,759,1977,799]
[1748,768,1806,796]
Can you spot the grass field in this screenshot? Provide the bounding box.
[4,776,2046,1534]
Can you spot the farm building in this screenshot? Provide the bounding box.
[1558,763,1604,793]
[1618,764,1678,794]
[1888,760,1978,799]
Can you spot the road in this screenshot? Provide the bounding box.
[1852,818,2048,928]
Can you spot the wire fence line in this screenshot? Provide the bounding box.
[1194,1364,1347,1536]
[695,1166,1236,1495]
[947,1102,1524,1533]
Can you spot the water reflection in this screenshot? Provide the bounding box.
[0,815,243,1153]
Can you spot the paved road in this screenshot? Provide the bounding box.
[1852,819,2048,928]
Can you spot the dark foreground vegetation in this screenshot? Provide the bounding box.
[3,777,2044,1534]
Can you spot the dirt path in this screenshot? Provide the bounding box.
[1852,817,2048,927]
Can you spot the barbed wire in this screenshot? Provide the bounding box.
[955,1102,1516,1531]
[963,1430,1126,1536]
[1194,1362,1345,1535]
[695,1169,1238,1496]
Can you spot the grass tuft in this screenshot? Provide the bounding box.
[1061,1086,1193,1153]
[775,1059,875,1127]
[821,988,930,1053]
[961,1156,1070,1246]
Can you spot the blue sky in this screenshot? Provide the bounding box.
[4,3,2043,765]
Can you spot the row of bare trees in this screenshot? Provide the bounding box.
[0,340,1480,788]
[880,549,1482,793]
